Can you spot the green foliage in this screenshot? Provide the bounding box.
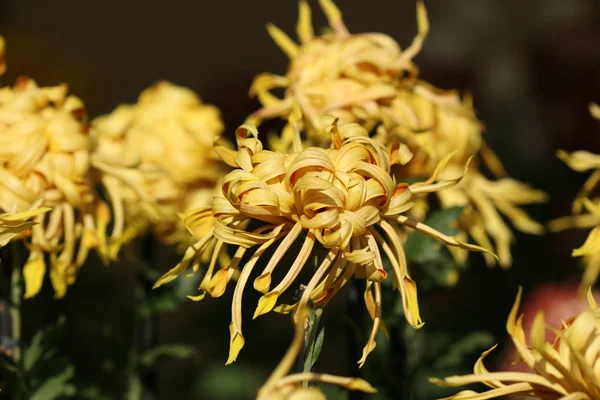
[404,206,465,288]
[434,332,495,369]
[139,343,197,367]
[303,307,325,373]
[191,364,262,400]
[124,372,142,400]
[2,316,77,399]
[29,363,76,400]
[137,265,201,318]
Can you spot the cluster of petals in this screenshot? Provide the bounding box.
[549,103,600,289]
[246,0,546,269]
[432,287,600,399]
[155,119,493,365]
[0,43,107,297]
[91,81,225,256]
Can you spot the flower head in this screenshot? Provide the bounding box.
[248,0,427,151]
[91,81,225,256]
[257,304,376,400]
[246,1,546,269]
[155,119,494,365]
[431,287,600,399]
[549,103,600,289]
[0,59,107,297]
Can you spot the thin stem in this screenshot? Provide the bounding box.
[10,241,23,366]
[139,234,157,400]
[347,278,363,400]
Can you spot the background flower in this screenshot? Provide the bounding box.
[91,81,226,257]
[0,41,106,297]
[432,287,600,399]
[246,0,546,269]
[549,103,600,289]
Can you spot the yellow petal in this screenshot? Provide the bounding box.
[572,226,600,257]
[23,251,46,299]
[266,23,298,59]
[226,323,246,365]
[557,149,600,172]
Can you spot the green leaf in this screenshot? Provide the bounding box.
[24,316,65,372]
[139,344,197,367]
[192,364,261,400]
[303,307,325,372]
[78,385,112,400]
[434,331,495,369]
[0,357,24,394]
[404,207,465,288]
[405,206,464,263]
[28,364,76,400]
[125,373,142,400]
[138,270,201,317]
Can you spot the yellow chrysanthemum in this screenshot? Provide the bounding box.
[0,60,107,297]
[549,103,600,290]
[247,0,426,150]
[247,0,546,268]
[431,287,600,399]
[90,81,225,256]
[155,119,494,365]
[257,305,376,400]
[388,88,547,268]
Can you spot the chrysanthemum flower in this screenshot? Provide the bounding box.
[549,103,600,290]
[154,119,494,365]
[431,287,600,399]
[257,305,376,400]
[0,43,107,297]
[90,81,225,256]
[246,0,546,268]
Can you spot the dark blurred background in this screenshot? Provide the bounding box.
[1,0,600,399]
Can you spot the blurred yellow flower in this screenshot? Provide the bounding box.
[155,119,494,365]
[257,305,376,400]
[549,103,600,290]
[388,88,547,268]
[91,81,225,257]
[247,0,546,269]
[247,0,426,150]
[431,287,600,399]
[0,69,106,298]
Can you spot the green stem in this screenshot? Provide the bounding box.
[347,279,363,400]
[10,242,22,366]
[301,304,324,388]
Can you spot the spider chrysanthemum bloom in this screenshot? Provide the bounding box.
[431,287,600,399]
[0,46,107,297]
[247,0,546,269]
[389,87,548,268]
[257,305,376,400]
[91,81,225,256]
[549,103,600,290]
[247,0,427,151]
[154,119,494,365]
